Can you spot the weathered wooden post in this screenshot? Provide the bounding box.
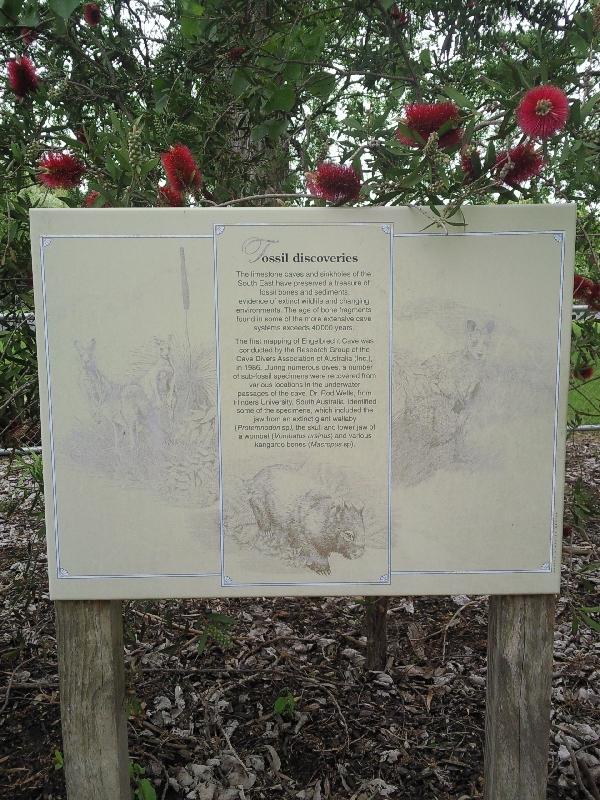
[484,594,556,800]
[55,600,130,800]
[365,596,390,670]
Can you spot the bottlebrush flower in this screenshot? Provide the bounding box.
[396,101,462,149]
[158,186,184,207]
[391,4,409,25]
[573,273,600,309]
[495,143,544,186]
[573,273,594,299]
[7,56,38,99]
[516,85,569,139]
[37,152,85,189]
[306,162,361,203]
[226,46,247,62]
[574,364,595,381]
[161,144,202,193]
[83,190,110,207]
[83,3,101,25]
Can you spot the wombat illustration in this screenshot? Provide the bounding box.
[247,464,366,575]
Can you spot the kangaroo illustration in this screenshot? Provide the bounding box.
[75,339,150,450]
[140,336,176,421]
[393,319,495,484]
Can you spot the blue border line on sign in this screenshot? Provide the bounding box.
[213,222,394,588]
[38,226,567,582]
[40,233,220,580]
[390,229,565,576]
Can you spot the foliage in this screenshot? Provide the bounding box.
[1,0,599,443]
[196,611,236,653]
[130,762,157,800]
[1,452,44,517]
[273,690,297,718]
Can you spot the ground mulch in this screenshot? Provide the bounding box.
[0,434,599,800]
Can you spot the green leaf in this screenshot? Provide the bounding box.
[479,78,505,96]
[250,122,269,142]
[581,92,600,119]
[442,86,474,110]
[273,692,296,717]
[19,1,40,26]
[0,0,23,23]
[264,83,295,113]
[306,72,336,100]
[137,779,157,800]
[231,68,250,97]
[483,140,497,171]
[577,610,600,632]
[559,141,571,166]
[283,62,302,82]
[48,0,81,19]
[139,158,160,177]
[196,632,209,655]
[580,560,600,573]
[419,49,431,68]
[264,118,287,141]
[207,612,235,626]
[568,31,590,59]
[395,121,424,145]
[180,0,204,39]
[53,749,64,770]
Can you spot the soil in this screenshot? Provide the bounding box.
[0,434,599,800]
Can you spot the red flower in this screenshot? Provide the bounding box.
[226,46,247,62]
[158,186,184,207]
[391,4,409,25]
[20,28,37,46]
[83,190,110,207]
[83,3,101,25]
[7,56,38,99]
[573,273,600,310]
[161,144,202,193]
[306,162,361,203]
[37,152,85,189]
[574,365,595,381]
[495,143,544,186]
[574,273,594,299]
[516,85,569,139]
[396,101,462,149]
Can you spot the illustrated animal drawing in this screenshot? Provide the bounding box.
[393,319,495,484]
[75,339,150,450]
[247,464,366,574]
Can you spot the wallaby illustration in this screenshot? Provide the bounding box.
[75,339,150,450]
[393,319,495,484]
[140,336,177,422]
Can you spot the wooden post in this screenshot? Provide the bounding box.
[55,600,130,800]
[484,594,555,800]
[365,596,390,670]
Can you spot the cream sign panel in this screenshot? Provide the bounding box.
[30,205,575,599]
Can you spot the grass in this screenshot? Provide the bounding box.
[569,371,600,426]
